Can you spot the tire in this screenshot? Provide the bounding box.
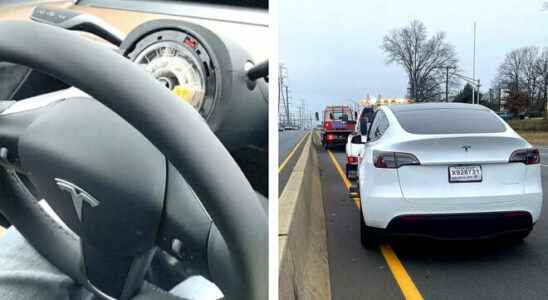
[360,209,378,249]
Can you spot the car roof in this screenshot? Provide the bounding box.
[386,102,488,113]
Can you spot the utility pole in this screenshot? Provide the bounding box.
[472,21,477,104]
[444,65,456,102]
[285,85,290,126]
[446,66,450,102]
[278,64,291,127]
[499,87,503,112]
[477,79,481,104]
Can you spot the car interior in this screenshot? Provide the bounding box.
[0,1,268,299]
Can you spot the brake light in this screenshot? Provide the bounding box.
[345,122,355,130]
[324,121,333,130]
[509,148,540,165]
[347,155,359,164]
[326,134,335,141]
[373,151,420,169]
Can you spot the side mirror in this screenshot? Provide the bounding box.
[315,112,319,121]
[359,117,369,136]
[354,111,358,119]
[329,112,334,120]
[351,135,364,144]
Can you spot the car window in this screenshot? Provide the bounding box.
[367,112,380,141]
[377,112,389,136]
[392,108,506,134]
[325,109,353,121]
[368,111,388,142]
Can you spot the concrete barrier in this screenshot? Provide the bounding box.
[279,130,331,300]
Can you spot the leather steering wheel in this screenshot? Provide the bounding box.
[0,21,267,300]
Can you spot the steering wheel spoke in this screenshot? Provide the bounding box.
[0,88,85,173]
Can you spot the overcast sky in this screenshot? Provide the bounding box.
[280,0,548,113]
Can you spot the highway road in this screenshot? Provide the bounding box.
[319,145,548,300]
[278,129,309,193]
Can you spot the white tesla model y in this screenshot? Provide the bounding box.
[357,103,543,248]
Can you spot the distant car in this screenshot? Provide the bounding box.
[357,103,542,248]
[345,107,375,179]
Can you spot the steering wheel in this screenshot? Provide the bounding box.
[0,21,267,300]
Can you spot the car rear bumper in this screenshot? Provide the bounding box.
[323,131,351,144]
[381,211,533,240]
[362,191,543,231]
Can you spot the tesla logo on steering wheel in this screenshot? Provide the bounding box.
[55,178,100,221]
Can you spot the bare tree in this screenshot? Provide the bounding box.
[381,20,459,102]
[535,48,548,114]
[494,46,548,115]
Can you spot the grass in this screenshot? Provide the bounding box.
[516,131,548,146]
[508,118,548,131]
[507,118,548,145]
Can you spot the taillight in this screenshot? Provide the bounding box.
[324,121,333,130]
[373,151,420,169]
[509,148,540,165]
[326,134,335,141]
[345,122,355,130]
[347,155,359,164]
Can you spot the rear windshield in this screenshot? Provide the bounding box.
[324,108,353,121]
[392,108,506,134]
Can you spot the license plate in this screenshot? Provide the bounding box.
[448,165,482,183]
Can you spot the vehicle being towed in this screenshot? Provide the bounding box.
[0,1,268,299]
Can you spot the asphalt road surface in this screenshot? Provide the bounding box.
[278,129,309,193]
[319,145,548,300]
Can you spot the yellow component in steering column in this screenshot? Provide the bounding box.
[172,85,195,103]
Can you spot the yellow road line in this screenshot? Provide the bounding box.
[278,131,310,173]
[326,149,360,208]
[327,149,423,300]
[380,244,424,300]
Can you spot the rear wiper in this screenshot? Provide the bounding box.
[30,5,123,46]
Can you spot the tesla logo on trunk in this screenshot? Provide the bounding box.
[462,145,471,152]
[55,178,100,221]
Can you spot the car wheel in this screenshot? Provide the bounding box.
[360,209,378,249]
